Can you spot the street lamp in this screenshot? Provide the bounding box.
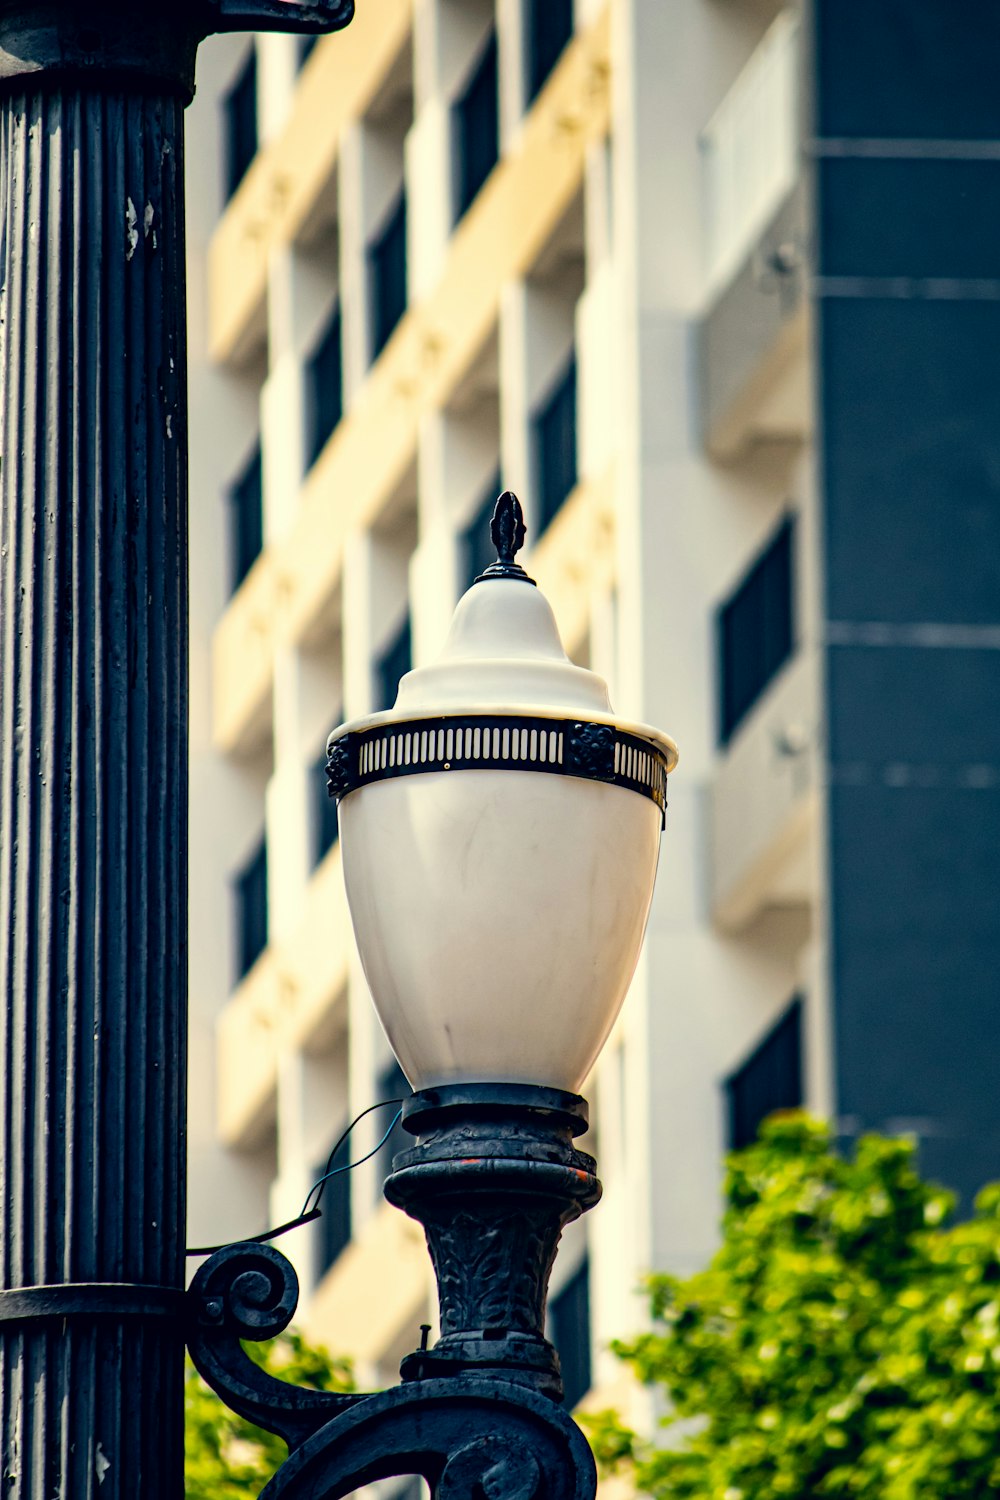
[189,493,678,1497]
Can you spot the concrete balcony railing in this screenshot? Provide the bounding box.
[710,647,820,931]
[701,9,801,297]
[698,10,811,459]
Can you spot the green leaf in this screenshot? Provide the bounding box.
[595,1114,1000,1500]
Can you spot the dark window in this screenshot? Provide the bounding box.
[234,836,268,983]
[368,192,408,363]
[311,749,340,868]
[224,48,258,201]
[305,306,343,471]
[374,613,412,712]
[376,1057,412,1196]
[550,1257,591,1410]
[717,516,795,746]
[297,34,318,70]
[460,470,501,592]
[312,1127,352,1283]
[725,999,803,1152]
[526,0,573,105]
[453,31,499,222]
[227,444,263,594]
[532,357,577,537]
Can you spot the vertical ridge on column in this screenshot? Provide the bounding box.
[0,81,188,1498]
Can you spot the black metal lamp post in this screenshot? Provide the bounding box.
[188,495,679,1497]
[0,4,350,1497]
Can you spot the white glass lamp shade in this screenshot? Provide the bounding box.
[327,511,678,1092]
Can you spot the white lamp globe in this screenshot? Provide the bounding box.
[327,494,678,1094]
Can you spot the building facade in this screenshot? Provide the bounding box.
[185,0,1000,1484]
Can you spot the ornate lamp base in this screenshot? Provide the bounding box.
[387,1084,601,1399]
[187,1085,601,1498]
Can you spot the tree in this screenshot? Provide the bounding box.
[185,1330,353,1499]
[587,1115,1000,1500]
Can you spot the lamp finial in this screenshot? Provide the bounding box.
[473,492,536,586]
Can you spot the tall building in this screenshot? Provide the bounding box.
[185,0,1000,1474]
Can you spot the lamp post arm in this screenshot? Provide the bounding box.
[187,1240,597,1500]
[259,1378,597,1500]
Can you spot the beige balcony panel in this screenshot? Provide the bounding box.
[211,550,277,755]
[706,297,812,462]
[306,1201,430,1366]
[212,10,611,753]
[711,649,820,932]
[287,843,353,1052]
[208,0,414,366]
[216,949,281,1148]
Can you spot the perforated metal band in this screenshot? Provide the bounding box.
[327,714,669,820]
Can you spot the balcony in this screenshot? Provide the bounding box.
[211,7,612,756]
[710,646,819,932]
[698,11,811,458]
[207,0,413,366]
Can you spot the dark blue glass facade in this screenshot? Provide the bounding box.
[814,0,1000,1208]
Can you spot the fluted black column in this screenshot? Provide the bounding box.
[0,80,189,1498]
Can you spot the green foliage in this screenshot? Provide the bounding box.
[185,1330,353,1499]
[588,1115,1000,1500]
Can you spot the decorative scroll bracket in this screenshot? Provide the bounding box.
[186,1241,597,1500]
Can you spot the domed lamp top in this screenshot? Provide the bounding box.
[327,493,678,1093]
